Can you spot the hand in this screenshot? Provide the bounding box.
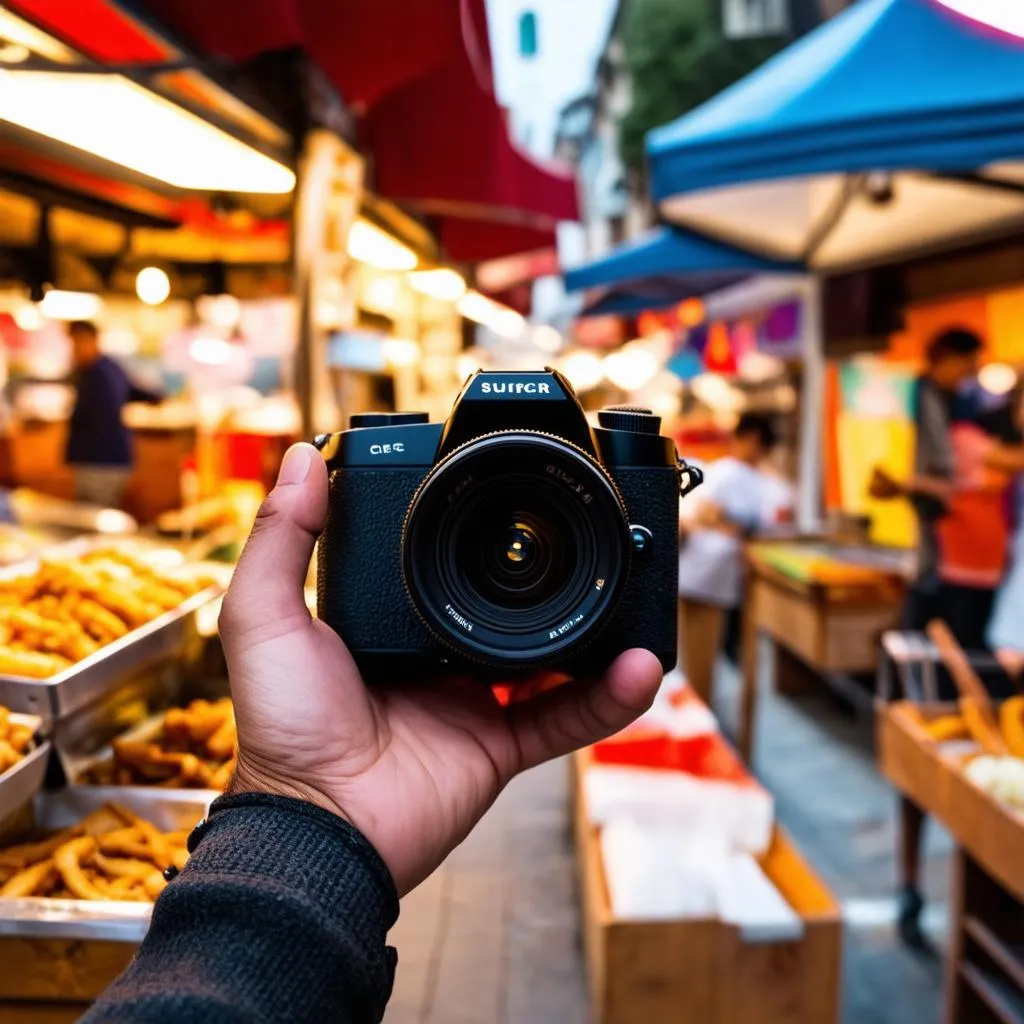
[219,444,663,895]
[868,467,902,500]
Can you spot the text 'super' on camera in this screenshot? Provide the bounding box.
[313,369,703,680]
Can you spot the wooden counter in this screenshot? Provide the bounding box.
[738,541,907,763]
[879,703,1024,1024]
[573,748,843,1024]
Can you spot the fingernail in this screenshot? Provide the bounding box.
[277,444,312,486]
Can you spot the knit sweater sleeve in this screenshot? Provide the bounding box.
[81,793,399,1024]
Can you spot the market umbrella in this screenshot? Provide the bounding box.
[564,226,799,293]
[646,0,1024,271]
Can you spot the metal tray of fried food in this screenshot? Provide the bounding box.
[0,586,221,721]
[0,713,49,824]
[0,787,209,941]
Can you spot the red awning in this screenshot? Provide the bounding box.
[139,0,464,111]
[362,0,578,259]
[9,0,578,261]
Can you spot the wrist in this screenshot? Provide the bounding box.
[228,752,354,828]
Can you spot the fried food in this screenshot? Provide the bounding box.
[0,547,213,679]
[960,697,1008,755]
[0,704,36,773]
[923,714,971,743]
[84,697,236,790]
[1000,696,1024,759]
[0,802,190,903]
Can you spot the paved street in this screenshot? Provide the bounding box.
[386,654,951,1023]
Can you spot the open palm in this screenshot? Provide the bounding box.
[219,444,663,895]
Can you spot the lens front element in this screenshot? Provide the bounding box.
[402,432,631,668]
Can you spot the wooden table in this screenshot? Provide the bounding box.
[879,703,1024,1024]
[738,542,906,763]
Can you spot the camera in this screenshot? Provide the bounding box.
[314,369,702,679]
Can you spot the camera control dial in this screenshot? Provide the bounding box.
[598,406,660,435]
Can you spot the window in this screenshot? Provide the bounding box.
[722,0,788,39]
[518,10,538,58]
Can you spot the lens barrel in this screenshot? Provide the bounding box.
[402,432,631,668]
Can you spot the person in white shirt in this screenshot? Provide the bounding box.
[677,414,792,705]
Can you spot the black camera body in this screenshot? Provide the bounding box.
[315,369,701,680]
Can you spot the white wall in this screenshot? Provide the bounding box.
[487,0,618,158]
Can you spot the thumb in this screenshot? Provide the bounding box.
[219,443,328,648]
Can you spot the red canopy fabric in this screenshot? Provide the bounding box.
[16,0,579,261]
[141,0,463,111]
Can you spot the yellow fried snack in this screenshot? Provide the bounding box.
[923,715,971,743]
[0,859,59,898]
[0,548,212,677]
[0,804,190,903]
[85,697,236,790]
[1000,696,1024,759]
[960,697,1008,755]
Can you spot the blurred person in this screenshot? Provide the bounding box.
[869,327,1001,950]
[65,320,160,508]
[81,443,664,1023]
[985,384,1024,679]
[677,413,792,705]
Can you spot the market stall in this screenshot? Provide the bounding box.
[879,697,1024,1023]
[738,539,911,762]
[572,680,842,1023]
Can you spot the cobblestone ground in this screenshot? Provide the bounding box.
[386,655,949,1023]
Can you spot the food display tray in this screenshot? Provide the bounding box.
[0,587,220,720]
[0,786,210,942]
[0,714,49,823]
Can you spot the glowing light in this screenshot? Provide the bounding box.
[559,350,605,392]
[95,508,136,534]
[692,373,743,412]
[383,337,420,368]
[39,290,102,320]
[457,291,526,338]
[135,266,170,306]
[677,298,705,328]
[533,325,563,353]
[198,294,242,331]
[979,362,1018,396]
[13,303,42,331]
[0,42,30,64]
[409,268,466,301]
[347,219,417,271]
[0,71,295,193]
[603,341,660,393]
[456,353,481,380]
[188,336,233,366]
[738,351,784,384]
[935,0,1024,38]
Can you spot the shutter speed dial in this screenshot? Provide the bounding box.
[597,406,661,435]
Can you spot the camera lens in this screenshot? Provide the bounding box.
[402,432,631,668]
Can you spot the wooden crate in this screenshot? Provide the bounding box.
[573,751,842,1024]
[878,701,1024,905]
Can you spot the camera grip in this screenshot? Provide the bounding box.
[317,469,432,655]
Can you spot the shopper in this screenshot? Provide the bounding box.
[81,442,664,1024]
[677,413,791,705]
[868,327,987,950]
[985,385,1024,680]
[65,320,160,508]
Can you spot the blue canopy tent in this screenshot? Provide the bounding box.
[646,0,1024,271]
[565,224,802,320]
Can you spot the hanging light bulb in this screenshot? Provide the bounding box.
[197,293,241,330]
[39,290,102,320]
[979,362,1018,396]
[13,303,42,330]
[135,266,170,306]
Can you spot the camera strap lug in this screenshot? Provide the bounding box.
[677,459,704,499]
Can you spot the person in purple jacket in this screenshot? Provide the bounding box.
[65,320,160,508]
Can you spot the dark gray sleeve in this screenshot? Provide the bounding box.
[82,793,399,1024]
[915,384,953,480]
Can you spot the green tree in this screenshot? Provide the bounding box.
[619,0,786,171]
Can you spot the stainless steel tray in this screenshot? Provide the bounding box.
[0,786,210,941]
[0,587,220,720]
[0,714,48,823]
